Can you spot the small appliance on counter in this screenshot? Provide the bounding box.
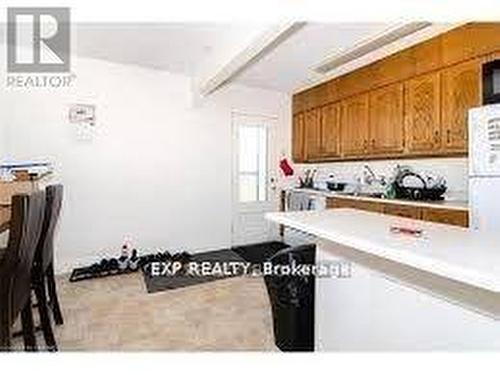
[325,174,347,191]
[391,166,447,201]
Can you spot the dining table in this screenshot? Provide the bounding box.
[0,204,10,250]
[0,202,10,227]
[0,174,50,237]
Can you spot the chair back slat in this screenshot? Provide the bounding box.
[0,191,46,324]
[35,185,63,272]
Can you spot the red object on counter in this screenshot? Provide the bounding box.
[390,225,423,237]
[279,158,294,176]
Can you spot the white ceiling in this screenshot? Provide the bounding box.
[233,23,390,92]
[0,22,455,93]
[72,23,269,76]
[70,22,396,92]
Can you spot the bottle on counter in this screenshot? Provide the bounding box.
[118,244,129,271]
[128,249,140,271]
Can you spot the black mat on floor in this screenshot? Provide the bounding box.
[142,249,244,293]
[232,241,289,265]
[142,241,288,294]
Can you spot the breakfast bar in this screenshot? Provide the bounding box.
[267,209,500,350]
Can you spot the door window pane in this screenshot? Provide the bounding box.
[239,174,258,202]
[239,126,259,172]
[238,124,267,202]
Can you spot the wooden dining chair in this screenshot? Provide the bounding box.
[31,184,64,351]
[0,192,46,351]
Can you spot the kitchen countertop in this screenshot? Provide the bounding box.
[289,187,469,211]
[266,209,500,293]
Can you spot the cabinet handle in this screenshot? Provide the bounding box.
[434,130,440,144]
[446,129,451,144]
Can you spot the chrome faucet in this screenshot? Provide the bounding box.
[362,164,387,187]
[363,165,377,185]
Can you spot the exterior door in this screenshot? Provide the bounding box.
[232,113,279,246]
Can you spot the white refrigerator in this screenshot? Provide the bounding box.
[469,104,500,232]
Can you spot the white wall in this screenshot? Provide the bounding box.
[1,53,290,272]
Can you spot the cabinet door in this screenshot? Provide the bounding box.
[441,23,500,66]
[411,37,442,75]
[369,83,405,155]
[354,200,384,213]
[320,103,341,158]
[340,94,369,157]
[304,108,322,161]
[292,113,305,162]
[421,207,469,227]
[383,204,422,219]
[405,72,442,154]
[327,197,382,213]
[327,197,358,209]
[292,93,305,114]
[373,49,416,88]
[441,59,481,153]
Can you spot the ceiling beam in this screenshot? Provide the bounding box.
[313,22,432,74]
[198,22,305,96]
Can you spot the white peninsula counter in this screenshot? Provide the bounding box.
[266,209,500,351]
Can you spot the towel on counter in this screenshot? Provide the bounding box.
[288,191,312,211]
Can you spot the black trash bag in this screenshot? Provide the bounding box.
[263,244,316,352]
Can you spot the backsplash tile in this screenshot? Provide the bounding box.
[287,157,468,200]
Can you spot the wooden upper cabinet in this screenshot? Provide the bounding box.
[289,23,497,162]
[304,109,322,161]
[441,59,481,153]
[292,113,305,162]
[411,37,442,75]
[340,94,369,157]
[441,23,500,66]
[368,83,405,155]
[292,93,305,114]
[405,72,442,154]
[373,49,415,88]
[320,103,341,158]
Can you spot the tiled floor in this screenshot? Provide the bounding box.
[14,273,276,351]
